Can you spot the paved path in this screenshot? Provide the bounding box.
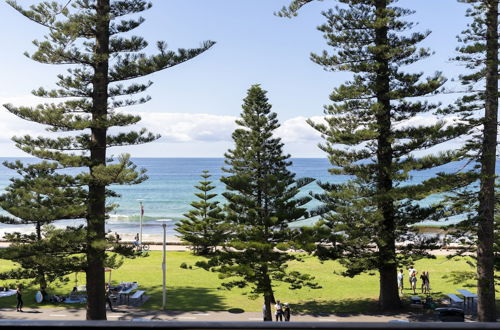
[0,306,460,322]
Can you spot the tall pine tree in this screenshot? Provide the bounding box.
[0,161,86,290]
[197,85,317,321]
[176,171,227,255]
[440,0,498,321]
[279,0,468,310]
[4,0,214,319]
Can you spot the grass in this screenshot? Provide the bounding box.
[0,252,495,313]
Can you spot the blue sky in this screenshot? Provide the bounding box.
[0,0,469,157]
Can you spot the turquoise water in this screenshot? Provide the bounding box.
[0,157,488,237]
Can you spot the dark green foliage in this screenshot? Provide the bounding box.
[438,0,498,321]
[0,161,86,290]
[0,225,86,289]
[4,0,214,319]
[279,0,468,311]
[176,171,227,255]
[196,85,317,321]
[0,161,136,291]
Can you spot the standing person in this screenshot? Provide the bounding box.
[397,269,404,294]
[410,270,418,295]
[274,300,283,322]
[133,233,140,248]
[420,271,428,294]
[105,284,114,312]
[424,271,431,294]
[16,286,23,312]
[283,303,291,322]
[408,266,416,288]
[262,303,268,321]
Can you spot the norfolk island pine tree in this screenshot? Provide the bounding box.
[0,161,137,295]
[0,161,87,291]
[196,85,319,322]
[3,0,214,320]
[437,0,499,321]
[176,171,228,256]
[278,0,469,311]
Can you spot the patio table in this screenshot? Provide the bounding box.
[117,282,138,304]
[456,289,477,314]
[0,290,16,298]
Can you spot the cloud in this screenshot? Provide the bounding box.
[140,113,323,144]
[394,114,462,130]
[0,108,44,143]
[276,116,323,143]
[139,112,237,142]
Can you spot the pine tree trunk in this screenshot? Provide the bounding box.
[38,272,47,291]
[264,294,273,322]
[263,271,275,322]
[477,0,498,322]
[374,0,400,311]
[35,221,47,291]
[86,0,110,320]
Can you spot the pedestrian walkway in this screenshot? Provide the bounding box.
[0,307,457,322]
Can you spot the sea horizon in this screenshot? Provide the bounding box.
[0,157,493,240]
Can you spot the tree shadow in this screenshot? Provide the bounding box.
[142,285,227,311]
[292,298,379,316]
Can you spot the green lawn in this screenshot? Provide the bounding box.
[0,252,494,313]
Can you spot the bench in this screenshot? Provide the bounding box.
[410,296,423,309]
[445,293,464,307]
[130,290,145,302]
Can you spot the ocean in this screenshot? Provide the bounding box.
[0,157,489,239]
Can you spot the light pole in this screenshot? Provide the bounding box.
[138,199,144,244]
[157,219,172,311]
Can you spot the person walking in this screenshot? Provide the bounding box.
[105,283,114,312]
[420,271,428,294]
[410,270,418,295]
[16,286,23,312]
[262,303,269,321]
[283,303,291,322]
[397,269,404,294]
[274,300,283,322]
[408,266,416,288]
[423,271,431,294]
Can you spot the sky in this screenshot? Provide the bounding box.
[0,0,471,158]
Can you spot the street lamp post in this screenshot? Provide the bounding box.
[138,199,144,244]
[157,219,172,311]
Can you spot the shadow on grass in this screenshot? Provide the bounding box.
[142,285,227,311]
[292,298,379,316]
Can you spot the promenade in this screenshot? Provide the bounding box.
[0,306,456,322]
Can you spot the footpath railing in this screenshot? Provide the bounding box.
[0,321,498,329]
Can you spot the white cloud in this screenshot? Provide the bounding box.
[394,114,462,130]
[139,112,237,143]
[139,113,324,144]
[276,116,323,143]
[0,108,44,143]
